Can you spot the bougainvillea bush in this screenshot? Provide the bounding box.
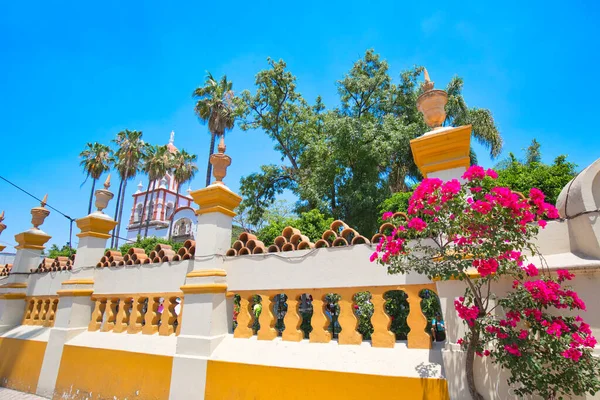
[371,165,599,400]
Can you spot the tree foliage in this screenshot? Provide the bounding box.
[495,140,577,206]
[117,235,183,255]
[256,208,333,246]
[47,243,76,258]
[239,50,502,236]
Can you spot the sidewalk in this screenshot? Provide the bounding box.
[0,388,47,400]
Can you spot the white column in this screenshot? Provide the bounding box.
[170,183,241,400]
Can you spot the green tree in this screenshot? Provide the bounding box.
[138,145,174,237]
[495,140,577,206]
[169,149,198,239]
[118,235,183,255]
[193,72,239,186]
[111,130,145,248]
[79,142,112,214]
[48,243,76,258]
[378,191,413,219]
[239,51,502,236]
[256,209,333,246]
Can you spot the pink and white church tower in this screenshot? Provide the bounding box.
[126,131,198,242]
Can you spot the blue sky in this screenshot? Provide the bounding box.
[1,0,598,252]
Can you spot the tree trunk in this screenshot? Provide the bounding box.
[205,132,216,187]
[143,183,157,238]
[114,180,128,248]
[138,180,153,236]
[465,327,484,400]
[111,179,124,248]
[168,183,181,240]
[88,178,97,215]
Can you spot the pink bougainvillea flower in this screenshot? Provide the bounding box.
[457,338,464,345]
[522,263,539,277]
[538,219,547,228]
[382,212,394,221]
[407,217,427,232]
[369,252,378,262]
[486,168,498,179]
[504,344,522,357]
[518,330,528,340]
[557,269,575,282]
[462,165,486,181]
[561,348,582,362]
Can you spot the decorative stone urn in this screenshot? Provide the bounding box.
[31,194,50,228]
[416,69,448,130]
[0,210,5,235]
[94,175,114,213]
[210,136,231,184]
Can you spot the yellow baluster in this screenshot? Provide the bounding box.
[282,291,303,342]
[338,290,362,345]
[88,298,106,331]
[234,294,253,339]
[23,299,35,325]
[142,297,160,335]
[371,290,395,348]
[31,298,42,324]
[113,297,132,333]
[45,299,58,327]
[257,293,277,341]
[176,297,183,336]
[38,299,50,325]
[101,298,118,332]
[159,296,177,336]
[309,291,331,343]
[127,296,144,334]
[406,286,432,349]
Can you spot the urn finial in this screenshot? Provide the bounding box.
[103,174,111,190]
[31,194,50,229]
[209,135,232,184]
[417,68,448,130]
[94,176,114,213]
[0,210,6,236]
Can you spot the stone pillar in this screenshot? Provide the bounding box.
[410,71,477,399]
[170,137,241,400]
[36,176,117,397]
[0,198,51,333]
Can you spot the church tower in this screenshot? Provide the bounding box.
[126,131,197,242]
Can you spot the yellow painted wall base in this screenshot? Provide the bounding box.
[54,345,173,400]
[0,337,46,394]
[205,360,450,400]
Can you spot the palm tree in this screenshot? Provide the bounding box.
[168,149,198,239]
[111,130,145,248]
[138,145,174,238]
[193,72,238,186]
[79,143,112,214]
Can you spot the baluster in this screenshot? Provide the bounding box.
[159,296,177,336]
[176,297,183,336]
[371,290,395,348]
[282,291,303,342]
[405,286,431,349]
[101,298,119,332]
[338,289,362,345]
[31,298,42,324]
[88,298,106,331]
[45,299,59,327]
[142,297,160,335]
[23,299,35,325]
[257,293,277,340]
[309,291,331,343]
[38,299,50,325]
[233,294,253,338]
[127,296,145,334]
[113,297,132,333]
